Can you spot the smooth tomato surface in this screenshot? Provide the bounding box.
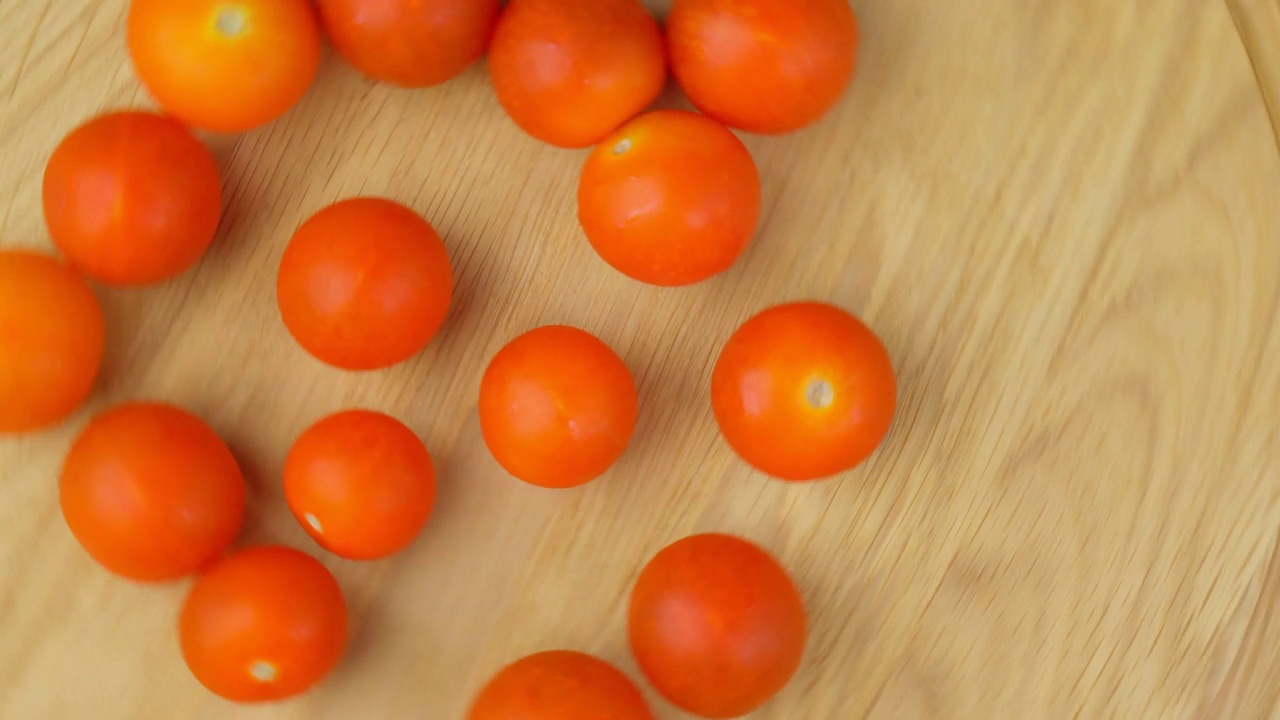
[712,301,896,481]
[579,109,760,286]
[488,0,666,148]
[479,325,637,488]
[42,111,222,285]
[128,0,320,132]
[59,402,246,581]
[667,0,858,134]
[180,545,347,702]
[629,533,806,718]
[468,650,654,720]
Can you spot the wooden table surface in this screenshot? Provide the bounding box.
[3,1,1280,718]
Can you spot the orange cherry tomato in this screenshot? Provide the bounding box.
[42,111,222,286]
[316,0,500,88]
[711,301,896,481]
[59,402,246,581]
[127,0,321,132]
[180,545,347,702]
[468,650,654,720]
[629,533,806,718]
[276,198,453,371]
[667,0,858,134]
[479,325,637,488]
[0,251,104,433]
[488,0,666,148]
[284,409,436,560]
[578,110,760,286]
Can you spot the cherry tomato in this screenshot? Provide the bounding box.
[284,409,436,560]
[277,198,453,371]
[629,533,806,718]
[180,545,347,702]
[488,0,666,148]
[712,301,896,481]
[317,0,500,88]
[42,111,222,286]
[667,0,858,134]
[0,251,104,433]
[479,325,637,488]
[468,650,654,720]
[578,110,760,286]
[59,402,246,581]
[128,0,321,132]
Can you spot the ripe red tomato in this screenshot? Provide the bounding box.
[488,0,666,148]
[667,0,858,134]
[629,533,806,718]
[276,198,453,371]
[468,650,654,720]
[711,301,896,481]
[128,0,321,132]
[578,109,760,286]
[180,545,347,702]
[42,111,222,286]
[0,251,104,433]
[479,325,637,488]
[59,402,246,581]
[316,0,500,88]
[284,409,436,560]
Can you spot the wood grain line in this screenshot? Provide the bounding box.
[1225,0,1280,150]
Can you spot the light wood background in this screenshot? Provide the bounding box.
[2,0,1279,717]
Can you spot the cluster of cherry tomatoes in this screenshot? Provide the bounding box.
[0,0,894,717]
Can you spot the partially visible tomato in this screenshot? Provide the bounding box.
[578,109,760,286]
[0,251,104,433]
[468,650,654,720]
[180,545,347,702]
[488,0,666,148]
[42,111,222,286]
[317,0,500,88]
[59,402,246,581]
[128,0,321,132]
[629,533,806,718]
[667,0,858,134]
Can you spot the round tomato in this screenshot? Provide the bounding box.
[42,111,222,286]
[0,251,104,433]
[180,545,347,702]
[578,110,760,286]
[712,301,895,481]
[317,0,500,88]
[284,409,436,560]
[629,533,806,718]
[479,325,637,488]
[60,402,246,581]
[468,650,654,720]
[276,198,453,371]
[128,0,321,132]
[667,0,858,134]
[488,0,666,148]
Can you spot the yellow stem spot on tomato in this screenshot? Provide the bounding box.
[806,378,835,409]
[214,6,248,38]
[612,138,633,155]
[249,661,278,683]
[304,512,323,533]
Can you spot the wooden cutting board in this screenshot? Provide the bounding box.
[2,1,1278,717]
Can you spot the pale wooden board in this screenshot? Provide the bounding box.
[2,0,1279,718]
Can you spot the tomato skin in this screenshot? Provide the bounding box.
[629,533,806,718]
[42,111,222,286]
[712,301,896,481]
[468,650,655,720]
[479,325,637,488]
[276,198,453,371]
[0,251,104,433]
[578,110,760,286]
[180,545,347,702]
[128,0,321,132]
[488,0,667,148]
[317,0,500,88]
[59,402,246,581]
[667,0,858,134]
